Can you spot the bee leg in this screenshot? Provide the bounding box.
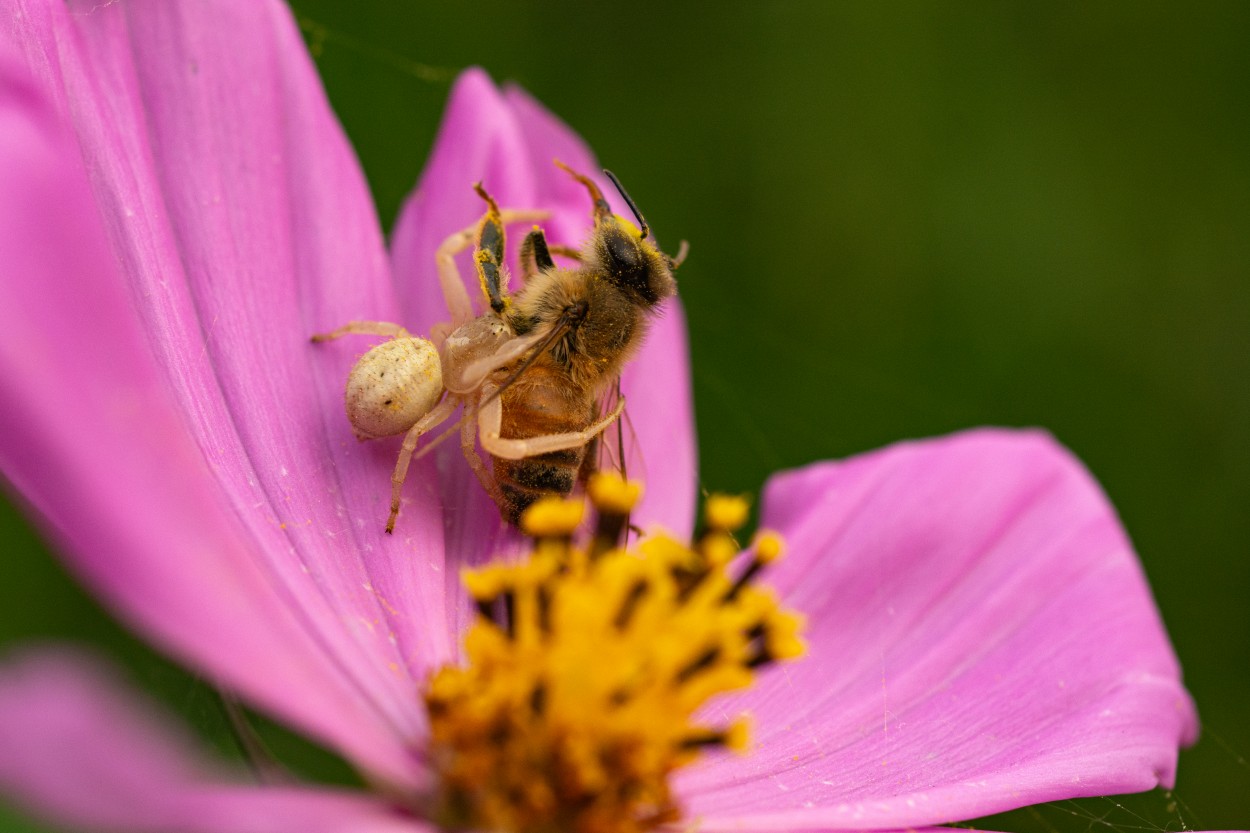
[478,392,627,461]
[518,227,556,283]
[310,320,409,343]
[460,402,503,504]
[473,184,509,315]
[554,160,613,224]
[518,229,582,282]
[386,395,459,534]
[667,239,691,269]
[547,244,582,261]
[437,207,549,325]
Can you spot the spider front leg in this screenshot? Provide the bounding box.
[310,321,410,342]
[476,384,627,460]
[386,395,459,534]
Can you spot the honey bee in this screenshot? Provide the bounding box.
[313,162,683,531]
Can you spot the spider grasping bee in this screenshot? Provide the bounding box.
[312,162,685,532]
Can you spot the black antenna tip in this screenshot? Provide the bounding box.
[603,169,649,241]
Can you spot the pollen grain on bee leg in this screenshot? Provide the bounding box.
[424,476,807,833]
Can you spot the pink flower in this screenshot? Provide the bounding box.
[0,2,1203,832]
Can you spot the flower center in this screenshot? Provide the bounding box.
[424,476,805,833]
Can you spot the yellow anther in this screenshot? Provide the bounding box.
[704,494,750,531]
[723,719,751,753]
[425,667,466,705]
[462,565,506,601]
[753,530,785,564]
[639,533,700,571]
[701,532,738,569]
[588,472,644,514]
[462,621,508,660]
[733,586,779,619]
[765,611,808,660]
[520,496,585,537]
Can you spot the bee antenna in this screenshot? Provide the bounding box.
[603,169,649,241]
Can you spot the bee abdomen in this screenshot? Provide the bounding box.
[496,446,586,526]
[497,454,581,526]
[493,371,594,525]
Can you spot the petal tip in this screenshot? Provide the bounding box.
[449,65,504,111]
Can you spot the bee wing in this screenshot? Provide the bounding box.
[410,317,573,463]
[589,376,646,485]
[473,317,570,404]
[447,324,552,394]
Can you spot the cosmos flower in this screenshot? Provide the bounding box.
[0,2,1201,833]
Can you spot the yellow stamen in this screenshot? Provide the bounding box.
[461,564,507,602]
[588,472,644,514]
[424,491,806,833]
[521,496,585,538]
[704,494,750,532]
[701,531,738,568]
[754,530,785,564]
[723,718,751,753]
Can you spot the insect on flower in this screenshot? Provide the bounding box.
[0,10,1212,830]
[313,162,685,532]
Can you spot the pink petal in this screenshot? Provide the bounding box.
[0,650,424,833]
[677,429,1198,829]
[390,69,696,638]
[0,4,439,784]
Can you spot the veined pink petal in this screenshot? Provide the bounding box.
[677,428,1198,829]
[0,2,443,784]
[0,650,423,833]
[390,69,696,640]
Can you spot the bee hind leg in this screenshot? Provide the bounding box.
[518,226,584,284]
[472,183,509,315]
[437,198,549,326]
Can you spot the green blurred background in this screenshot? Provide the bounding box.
[2,2,1247,831]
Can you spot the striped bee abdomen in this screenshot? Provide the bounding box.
[493,365,598,526]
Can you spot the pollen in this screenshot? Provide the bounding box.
[424,482,806,833]
[704,493,750,532]
[754,530,785,564]
[520,496,586,538]
[587,471,644,515]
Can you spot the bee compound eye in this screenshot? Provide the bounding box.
[345,337,443,440]
[605,231,641,272]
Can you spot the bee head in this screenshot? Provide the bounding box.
[594,220,675,307]
[554,161,679,308]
